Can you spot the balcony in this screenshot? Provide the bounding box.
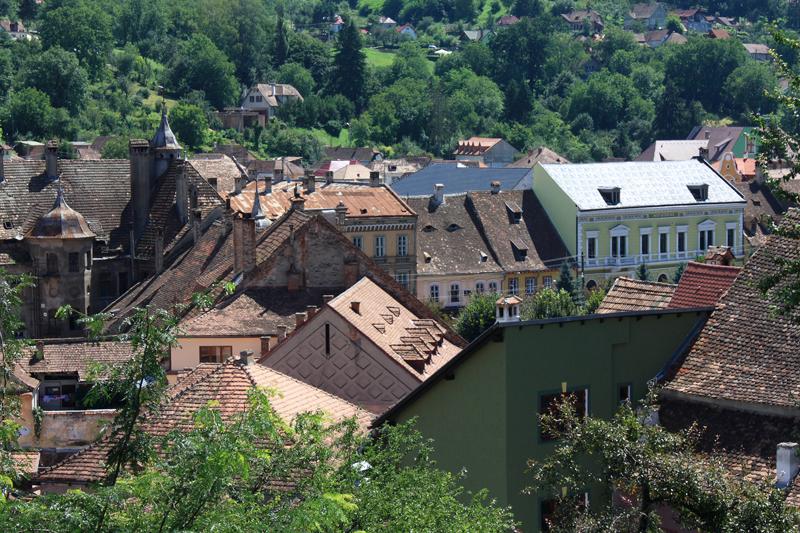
[591,246,743,269]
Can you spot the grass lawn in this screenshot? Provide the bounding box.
[358,0,384,11]
[311,127,351,147]
[477,1,508,26]
[365,48,396,68]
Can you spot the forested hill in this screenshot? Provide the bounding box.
[0,0,797,163]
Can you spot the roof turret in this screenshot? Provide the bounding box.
[151,105,182,151]
[28,188,95,239]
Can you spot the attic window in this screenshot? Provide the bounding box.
[598,187,620,206]
[422,225,436,232]
[480,251,488,262]
[424,251,432,263]
[2,221,12,230]
[688,184,709,201]
[505,201,522,223]
[446,223,461,232]
[511,239,528,261]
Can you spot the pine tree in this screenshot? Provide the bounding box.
[556,262,575,295]
[331,18,367,112]
[673,263,686,284]
[274,11,289,68]
[636,263,649,281]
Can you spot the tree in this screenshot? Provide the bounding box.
[666,14,684,34]
[555,262,576,295]
[274,10,289,67]
[38,0,113,79]
[636,263,650,281]
[673,263,686,284]
[511,0,543,18]
[0,88,56,140]
[18,47,88,113]
[584,287,606,315]
[168,102,208,150]
[277,62,314,99]
[454,292,498,341]
[330,18,367,112]
[723,62,779,122]
[166,34,240,110]
[101,136,131,159]
[521,288,578,320]
[529,395,800,531]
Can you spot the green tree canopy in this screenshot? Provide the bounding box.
[169,102,208,150]
[166,34,240,110]
[18,46,88,113]
[521,288,578,320]
[454,292,499,341]
[330,18,367,112]
[1,88,57,140]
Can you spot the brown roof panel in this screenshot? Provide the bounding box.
[22,339,135,381]
[668,262,740,309]
[597,277,676,314]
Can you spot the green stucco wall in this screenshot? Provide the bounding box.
[532,165,578,256]
[393,310,707,531]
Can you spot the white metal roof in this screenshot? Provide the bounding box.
[540,159,745,211]
[648,140,709,161]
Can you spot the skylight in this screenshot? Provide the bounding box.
[598,187,620,206]
[688,184,709,201]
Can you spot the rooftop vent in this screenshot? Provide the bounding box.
[446,223,461,232]
[422,224,435,232]
[351,301,361,314]
[598,187,620,206]
[423,251,432,263]
[688,183,709,201]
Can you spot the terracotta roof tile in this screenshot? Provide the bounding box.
[597,277,676,314]
[188,155,244,195]
[453,137,502,156]
[36,361,372,485]
[665,210,800,408]
[22,340,134,381]
[668,262,740,309]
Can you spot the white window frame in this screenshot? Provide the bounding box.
[488,281,498,293]
[508,278,519,296]
[676,225,688,256]
[658,226,670,259]
[543,276,553,289]
[374,235,386,258]
[397,234,408,257]
[525,277,536,295]
[610,225,629,259]
[698,220,716,251]
[475,281,485,294]
[585,230,599,262]
[449,282,461,305]
[725,222,737,249]
[429,284,439,302]
[639,227,652,259]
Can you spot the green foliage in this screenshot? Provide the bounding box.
[636,263,650,281]
[18,46,88,113]
[529,394,800,531]
[673,263,687,284]
[1,88,58,140]
[274,10,289,67]
[38,0,113,79]
[32,406,43,439]
[166,34,240,109]
[276,62,315,98]
[723,62,779,122]
[101,136,131,159]
[521,288,578,320]
[666,14,684,34]
[555,262,576,295]
[454,292,499,341]
[584,287,606,315]
[331,18,367,112]
[169,102,208,150]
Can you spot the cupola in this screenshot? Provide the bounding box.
[27,188,95,240]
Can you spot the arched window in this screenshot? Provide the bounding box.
[586,279,598,291]
[449,283,461,304]
[658,274,668,283]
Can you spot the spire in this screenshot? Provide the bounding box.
[151,104,182,150]
[251,177,265,220]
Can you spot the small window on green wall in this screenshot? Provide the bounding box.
[618,383,632,405]
[539,388,588,441]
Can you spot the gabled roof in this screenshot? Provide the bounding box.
[322,147,378,162]
[22,339,134,381]
[325,277,462,379]
[188,155,244,195]
[391,164,531,197]
[629,2,663,18]
[36,361,372,485]
[707,28,731,39]
[0,160,130,247]
[252,83,303,102]
[496,15,520,25]
[508,146,569,168]
[636,140,709,162]
[665,210,800,409]
[668,262,740,309]
[686,126,747,161]
[453,137,503,156]
[597,277,676,314]
[561,9,602,24]
[539,159,745,211]
[230,180,415,220]
[743,43,770,55]
[407,194,503,276]
[467,190,569,272]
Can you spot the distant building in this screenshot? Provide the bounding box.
[496,15,520,27]
[391,164,532,197]
[686,125,759,160]
[560,10,604,33]
[533,159,746,287]
[625,3,667,30]
[743,43,771,61]
[672,7,711,32]
[216,83,303,131]
[707,28,731,39]
[460,29,493,43]
[395,23,417,39]
[507,146,569,168]
[453,137,519,167]
[0,19,35,40]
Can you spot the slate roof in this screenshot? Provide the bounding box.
[22,339,135,381]
[230,180,415,220]
[0,159,131,248]
[665,210,800,408]
[253,83,303,102]
[407,194,502,276]
[660,398,800,506]
[508,146,569,168]
[36,361,372,485]
[322,147,378,162]
[668,262,741,309]
[597,277,676,314]
[27,188,96,239]
[325,277,462,378]
[735,180,787,238]
[188,155,244,195]
[561,10,602,24]
[636,140,709,162]
[744,43,770,55]
[391,164,531,197]
[181,288,335,336]
[539,159,745,211]
[467,190,569,272]
[686,126,746,161]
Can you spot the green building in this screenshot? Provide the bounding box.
[375,306,711,531]
[532,159,746,288]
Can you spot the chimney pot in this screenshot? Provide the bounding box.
[260,335,272,356]
[490,180,501,194]
[35,340,44,360]
[325,170,334,184]
[777,442,799,488]
[239,350,255,366]
[295,311,308,328]
[323,294,334,304]
[306,305,318,317]
[306,173,316,193]
[277,324,288,340]
[433,183,445,205]
[45,140,58,180]
[351,301,361,314]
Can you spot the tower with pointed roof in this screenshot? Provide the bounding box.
[26,189,95,337]
[151,104,182,180]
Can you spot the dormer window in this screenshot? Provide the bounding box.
[479,251,488,262]
[446,223,461,232]
[2,221,12,230]
[688,184,709,201]
[423,251,432,263]
[422,224,435,232]
[511,239,528,261]
[598,187,620,206]
[505,201,522,223]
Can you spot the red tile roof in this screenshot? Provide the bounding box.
[597,277,676,314]
[453,137,503,156]
[668,262,741,309]
[36,361,373,485]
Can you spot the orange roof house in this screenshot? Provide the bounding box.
[668,261,740,309]
[453,137,519,167]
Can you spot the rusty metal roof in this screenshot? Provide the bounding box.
[229,180,415,220]
[27,188,96,239]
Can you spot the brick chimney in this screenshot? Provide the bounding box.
[175,161,189,225]
[777,442,800,488]
[306,305,318,317]
[304,169,315,193]
[433,183,445,205]
[323,294,334,304]
[490,180,501,194]
[45,140,58,180]
[191,208,202,244]
[154,229,164,274]
[295,312,307,328]
[369,170,381,187]
[129,139,152,238]
[260,335,272,357]
[233,213,256,277]
[325,170,334,184]
[276,324,288,340]
[238,350,255,366]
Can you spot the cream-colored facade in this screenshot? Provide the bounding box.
[416,272,505,308]
[170,336,262,379]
